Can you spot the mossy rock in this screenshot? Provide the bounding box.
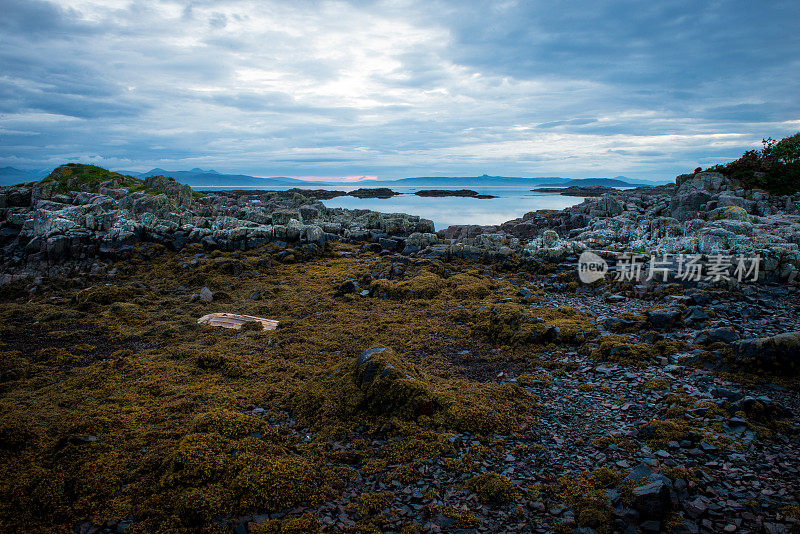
[591,334,683,366]
[448,272,495,299]
[465,472,517,504]
[545,469,620,526]
[475,303,596,345]
[232,453,322,512]
[370,271,444,299]
[252,513,321,533]
[75,284,137,308]
[295,348,536,434]
[169,432,230,484]
[354,348,439,418]
[190,409,266,440]
[41,164,145,195]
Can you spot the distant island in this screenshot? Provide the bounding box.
[414,189,497,199]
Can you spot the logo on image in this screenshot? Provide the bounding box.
[577,251,608,283]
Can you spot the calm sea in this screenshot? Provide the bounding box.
[321,186,588,230]
[208,185,594,231]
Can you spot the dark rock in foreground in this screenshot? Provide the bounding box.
[735,331,800,373]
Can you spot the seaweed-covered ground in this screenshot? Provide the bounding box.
[1,243,799,533]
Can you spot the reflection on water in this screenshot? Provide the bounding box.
[200,184,591,231]
[320,186,586,230]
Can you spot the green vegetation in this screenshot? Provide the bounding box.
[544,468,622,527]
[465,472,517,504]
[707,132,800,194]
[41,163,146,194]
[38,163,204,201]
[0,243,550,532]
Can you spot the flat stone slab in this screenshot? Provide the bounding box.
[197,312,278,331]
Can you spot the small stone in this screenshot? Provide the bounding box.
[199,286,214,302]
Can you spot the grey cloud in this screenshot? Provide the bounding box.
[0,0,798,180]
[0,0,83,34]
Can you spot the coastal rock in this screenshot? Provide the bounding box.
[676,172,731,194]
[670,190,711,221]
[271,209,302,225]
[647,307,682,330]
[348,188,398,199]
[542,229,559,247]
[734,331,800,373]
[143,175,194,208]
[631,480,672,519]
[414,189,496,198]
[695,327,738,344]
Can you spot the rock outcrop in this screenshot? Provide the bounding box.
[2,166,800,285]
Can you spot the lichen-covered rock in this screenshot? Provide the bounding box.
[144,175,194,208]
[714,205,749,221]
[542,229,559,247]
[670,190,711,221]
[271,209,302,225]
[676,171,730,194]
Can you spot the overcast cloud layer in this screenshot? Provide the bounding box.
[1,0,799,180]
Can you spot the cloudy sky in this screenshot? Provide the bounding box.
[1,0,799,181]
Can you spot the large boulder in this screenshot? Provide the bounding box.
[734,331,800,374]
[669,190,712,221]
[271,209,302,225]
[646,307,682,330]
[143,175,194,209]
[591,196,624,217]
[676,171,730,194]
[354,347,437,417]
[712,205,749,221]
[631,480,672,519]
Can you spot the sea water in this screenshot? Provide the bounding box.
[204,184,593,231]
[320,186,587,230]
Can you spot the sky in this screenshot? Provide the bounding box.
[1,0,799,182]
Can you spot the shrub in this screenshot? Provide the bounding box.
[706,132,800,194]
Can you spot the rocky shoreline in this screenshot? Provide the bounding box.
[1,164,800,534]
[2,166,799,285]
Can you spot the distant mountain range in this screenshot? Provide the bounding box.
[123,168,311,187]
[124,170,657,189]
[1,166,663,188]
[330,174,651,188]
[539,177,651,187]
